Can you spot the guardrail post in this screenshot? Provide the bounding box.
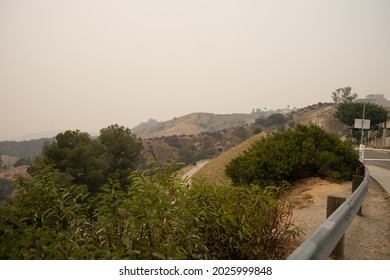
[356,164,365,176]
[352,175,364,216]
[327,196,346,259]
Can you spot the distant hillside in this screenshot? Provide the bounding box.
[141,124,260,165]
[0,103,344,165]
[134,112,257,139]
[192,103,345,184]
[0,138,54,159]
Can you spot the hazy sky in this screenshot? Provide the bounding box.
[1,0,389,141]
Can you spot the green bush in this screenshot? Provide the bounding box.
[0,160,301,260]
[225,124,359,186]
[0,166,90,259]
[253,127,263,135]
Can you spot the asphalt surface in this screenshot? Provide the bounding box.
[363,149,390,170]
[363,149,390,196]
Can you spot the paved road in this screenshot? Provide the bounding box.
[363,149,390,170]
[363,149,390,195]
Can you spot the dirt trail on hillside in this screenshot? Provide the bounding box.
[181,160,210,181]
[285,177,390,259]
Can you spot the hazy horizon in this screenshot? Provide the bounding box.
[1,0,389,141]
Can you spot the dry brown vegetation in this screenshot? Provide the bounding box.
[140,103,346,166]
[193,133,263,185]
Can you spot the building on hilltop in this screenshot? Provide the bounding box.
[357,94,390,108]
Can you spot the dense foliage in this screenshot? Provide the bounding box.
[42,125,143,192]
[334,102,388,127]
[0,161,301,259]
[255,113,286,128]
[225,124,359,186]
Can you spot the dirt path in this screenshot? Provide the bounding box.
[181,160,210,181]
[285,177,390,259]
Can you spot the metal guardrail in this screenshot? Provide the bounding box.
[287,165,369,260]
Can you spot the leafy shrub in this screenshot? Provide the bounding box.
[225,124,359,186]
[255,113,286,127]
[0,160,301,260]
[0,166,90,259]
[183,183,301,259]
[233,126,248,139]
[253,127,263,135]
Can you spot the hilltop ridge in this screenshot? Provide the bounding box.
[134,112,258,139]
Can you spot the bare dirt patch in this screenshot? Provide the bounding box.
[0,166,29,181]
[285,177,390,259]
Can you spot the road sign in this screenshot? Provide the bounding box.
[354,119,370,129]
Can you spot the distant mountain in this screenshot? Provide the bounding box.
[131,118,159,134]
[134,112,258,139]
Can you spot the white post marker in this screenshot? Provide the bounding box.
[359,144,365,161]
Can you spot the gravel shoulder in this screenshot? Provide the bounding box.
[285,177,390,259]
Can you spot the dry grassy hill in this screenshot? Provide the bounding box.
[288,103,346,134]
[187,103,346,183]
[135,112,257,139]
[0,155,29,181]
[193,133,264,185]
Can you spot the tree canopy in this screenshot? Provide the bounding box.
[99,124,143,185]
[42,125,143,192]
[332,86,358,103]
[334,102,388,128]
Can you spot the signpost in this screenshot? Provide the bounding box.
[354,103,370,160]
[354,102,370,148]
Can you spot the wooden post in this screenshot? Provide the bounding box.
[352,175,364,216]
[327,196,346,260]
[356,164,365,176]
